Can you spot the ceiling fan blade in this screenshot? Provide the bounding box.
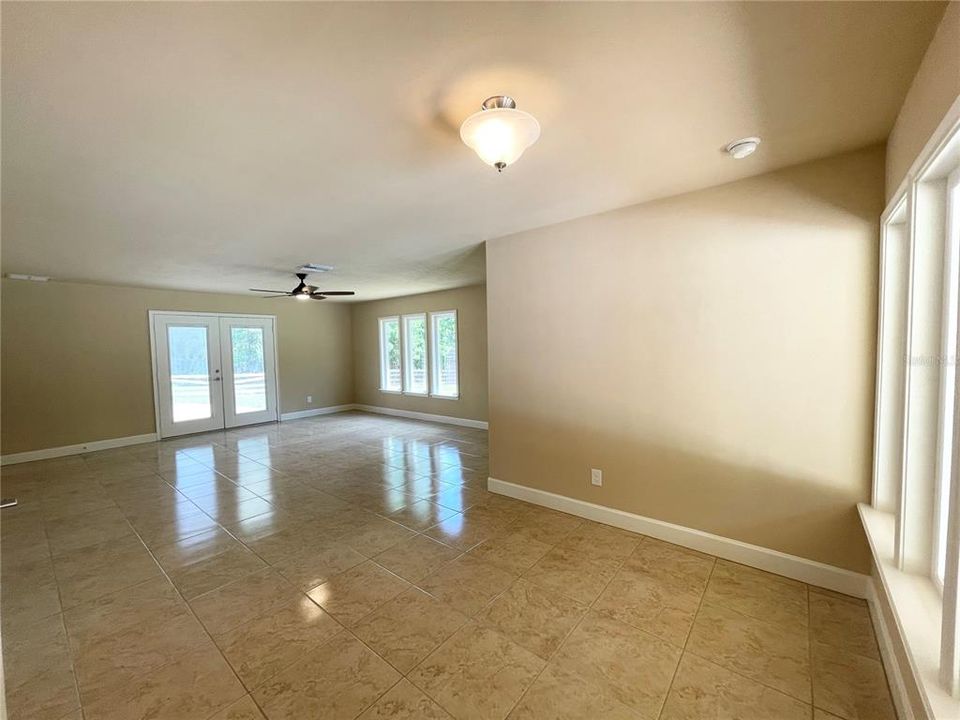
[249,288,291,294]
[312,291,356,296]
[260,294,292,298]
[309,294,327,300]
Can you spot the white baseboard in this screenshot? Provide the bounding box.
[353,404,488,430]
[280,404,355,421]
[488,477,871,599]
[1,433,158,466]
[866,578,919,720]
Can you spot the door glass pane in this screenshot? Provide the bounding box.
[231,327,267,414]
[168,326,212,422]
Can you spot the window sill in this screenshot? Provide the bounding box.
[402,391,429,398]
[858,503,957,719]
[430,394,460,401]
[379,389,402,395]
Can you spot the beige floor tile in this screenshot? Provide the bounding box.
[61,576,181,637]
[593,562,704,647]
[169,545,268,599]
[358,679,452,719]
[809,591,880,661]
[551,611,680,718]
[409,623,545,720]
[340,516,417,557]
[687,602,811,703]
[2,614,81,720]
[419,554,516,616]
[152,527,244,571]
[811,640,896,720]
[53,533,163,608]
[45,506,134,556]
[129,504,223,547]
[63,578,209,697]
[252,632,400,719]
[661,653,812,720]
[190,568,302,635]
[388,499,459,531]
[210,695,268,720]
[215,596,343,690]
[622,538,715,594]
[1,555,62,628]
[704,560,808,626]
[372,534,461,583]
[558,522,642,561]
[200,497,278,525]
[479,579,587,660]
[468,533,552,575]
[354,587,468,672]
[507,664,640,720]
[814,710,846,720]
[424,509,514,551]
[82,643,246,720]
[523,547,620,605]
[269,538,368,591]
[307,561,411,627]
[510,508,583,545]
[70,606,209,698]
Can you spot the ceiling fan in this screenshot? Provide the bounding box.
[250,273,355,300]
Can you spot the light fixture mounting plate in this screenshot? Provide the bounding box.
[481,95,516,111]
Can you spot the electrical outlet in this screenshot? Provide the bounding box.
[306,395,313,404]
[591,468,602,486]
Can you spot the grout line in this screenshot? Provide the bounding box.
[655,549,718,720]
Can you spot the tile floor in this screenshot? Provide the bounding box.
[2,411,896,720]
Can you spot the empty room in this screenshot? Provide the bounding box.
[2,2,960,719]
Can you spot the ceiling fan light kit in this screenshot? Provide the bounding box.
[249,272,356,300]
[460,95,540,172]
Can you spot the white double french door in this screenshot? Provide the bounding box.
[150,312,279,438]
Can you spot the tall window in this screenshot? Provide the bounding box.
[431,310,459,398]
[935,169,960,588]
[378,316,401,392]
[378,309,459,398]
[402,314,428,395]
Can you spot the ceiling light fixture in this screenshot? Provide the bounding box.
[460,96,540,172]
[725,137,761,159]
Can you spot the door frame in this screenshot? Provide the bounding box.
[148,310,281,439]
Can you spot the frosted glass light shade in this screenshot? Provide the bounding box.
[460,107,540,170]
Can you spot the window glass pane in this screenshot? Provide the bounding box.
[936,177,960,586]
[168,325,212,422]
[431,312,459,397]
[380,318,401,391]
[403,315,427,394]
[231,327,267,414]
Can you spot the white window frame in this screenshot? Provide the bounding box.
[866,95,960,714]
[429,309,460,399]
[378,316,402,394]
[934,168,960,591]
[401,313,429,396]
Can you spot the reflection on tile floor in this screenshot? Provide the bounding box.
[2,411,895,720]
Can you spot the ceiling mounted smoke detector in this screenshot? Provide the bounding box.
[725,137,761,159]
[460,95,540,172]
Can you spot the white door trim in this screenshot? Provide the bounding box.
[148,310,280,439]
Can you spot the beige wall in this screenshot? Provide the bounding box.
[886,1,959,198]
[487,146,885,573]
[351,285,487,423]
[1,280,353,454]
